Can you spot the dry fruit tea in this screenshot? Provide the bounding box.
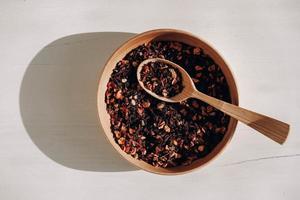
[105,41,231,168]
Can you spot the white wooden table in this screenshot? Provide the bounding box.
[0,0,299,199]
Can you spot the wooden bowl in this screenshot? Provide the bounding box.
[97,29,239,175]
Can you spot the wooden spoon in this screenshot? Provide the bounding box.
[137,58,290,144]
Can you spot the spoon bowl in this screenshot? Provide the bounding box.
[137,58,195,103]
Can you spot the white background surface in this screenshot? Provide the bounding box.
[0,0,299,199]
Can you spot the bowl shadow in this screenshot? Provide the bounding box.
[19,32,138,172]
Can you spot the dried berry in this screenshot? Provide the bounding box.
[157,102,165,110]
[198,145,205,152]
[115,90,123,99]
[142,100,151,108]
[164,125,171,133]
[193,47,201,55]
[118,137,125,145]
[195,65,204,71]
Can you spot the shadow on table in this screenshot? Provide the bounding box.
[19,32,138,172]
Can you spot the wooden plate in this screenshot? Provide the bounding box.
[97,29,239,175]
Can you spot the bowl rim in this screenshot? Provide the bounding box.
[97,28,239,175]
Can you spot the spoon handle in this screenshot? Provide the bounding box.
[192,90,290,144]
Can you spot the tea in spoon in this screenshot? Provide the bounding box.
[137,58,290,144]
